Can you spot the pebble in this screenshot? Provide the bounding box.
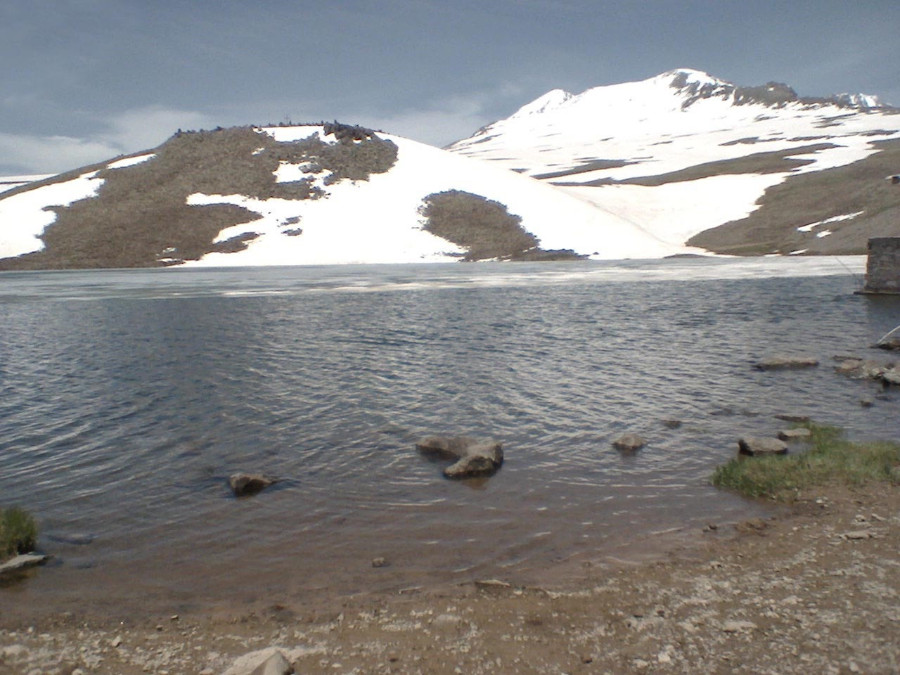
[1,645,28,658]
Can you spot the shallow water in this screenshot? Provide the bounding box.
[1,257,898,616]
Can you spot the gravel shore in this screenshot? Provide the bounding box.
[1,483,897,674]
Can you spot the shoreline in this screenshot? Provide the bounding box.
[2,483,897,674]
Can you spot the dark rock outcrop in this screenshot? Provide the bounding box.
[416,436,504,479]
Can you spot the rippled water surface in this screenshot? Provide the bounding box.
[2,258,898,615]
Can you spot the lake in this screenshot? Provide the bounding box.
[1,257,898,618]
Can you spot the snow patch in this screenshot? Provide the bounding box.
[796,211,864,232]
[107,153,156,170]
[559,173,784,247]
[0,171,103,258]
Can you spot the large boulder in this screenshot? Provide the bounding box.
[753,356,819,371]
[229,473,277,497]
[416,436,503,479]
[738,437,788,456]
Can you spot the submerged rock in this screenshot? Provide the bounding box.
[738,437,788,456]
[229,473,277,497]
[775,413,811,423]
[754,356,819,371]
[416,436,503,479]
[613,433,646,452]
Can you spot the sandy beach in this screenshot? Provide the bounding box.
[1,482,897,674]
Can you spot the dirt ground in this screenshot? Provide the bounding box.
[1,483,898,675]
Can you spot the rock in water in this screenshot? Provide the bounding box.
[613,433,646,452]
[229,473,277,497]
[777,428,812,441]
[0,553,48,576]
[416,436,503,478]
[738,437,789,456]
[753,356,819,371]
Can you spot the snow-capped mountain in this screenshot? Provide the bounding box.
[2,69,898,270]
[0,122,693,270]
[448,69,900,255]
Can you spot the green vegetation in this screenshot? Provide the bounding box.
[0,507,38,561]
[712,423,900,501]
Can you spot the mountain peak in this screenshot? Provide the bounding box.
[509,88,574,119]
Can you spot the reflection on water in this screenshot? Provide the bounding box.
[1,257,898,615]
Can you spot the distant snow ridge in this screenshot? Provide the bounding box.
[448,68,900,255]
[831,93,884,109]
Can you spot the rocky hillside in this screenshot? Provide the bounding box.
[0,123,689,270]
[448,69,900,255]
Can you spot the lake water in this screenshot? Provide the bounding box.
[1,257,898,618]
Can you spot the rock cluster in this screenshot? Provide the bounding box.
[833,356,900,386]
[415,436,504,478]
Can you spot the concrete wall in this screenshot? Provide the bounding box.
[863,237,900,293]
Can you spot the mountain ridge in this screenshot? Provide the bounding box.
[2,69,899,269]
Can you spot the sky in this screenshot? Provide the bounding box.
[2,0,899,175]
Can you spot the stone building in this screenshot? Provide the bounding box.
[861,237,900,294]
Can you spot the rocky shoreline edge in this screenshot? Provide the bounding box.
[1,481,897,674]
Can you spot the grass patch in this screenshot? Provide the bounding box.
[711,423,900,501]
[0,507,38,561]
